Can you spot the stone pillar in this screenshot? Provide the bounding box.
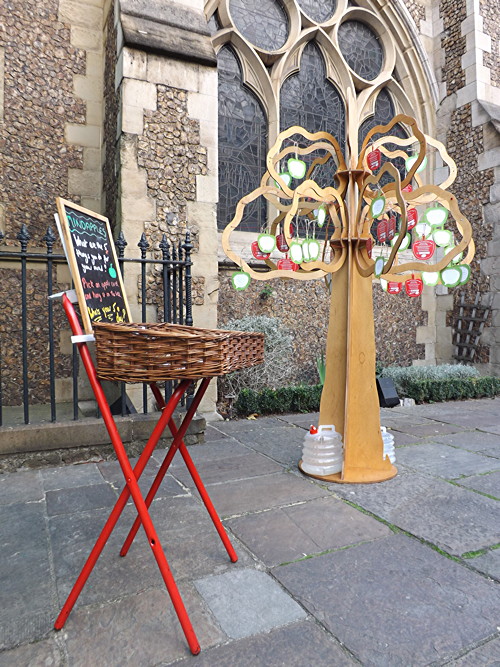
[113,0,220,416]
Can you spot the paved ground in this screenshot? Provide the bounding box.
[0,397,499,666]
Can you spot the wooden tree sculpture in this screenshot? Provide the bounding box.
[222,110,474,483]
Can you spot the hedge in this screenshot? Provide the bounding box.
[234,377,500,416]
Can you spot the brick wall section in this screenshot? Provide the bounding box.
[446,104,495,363]
[103,4,119,225]
[481,0,500,88]
[403,0,426,29]
[440,0,467,95]
[0,0,85,242]
[137,86,207,249]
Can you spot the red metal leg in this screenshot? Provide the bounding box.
[55,296,201,655]
[120,381,238,563]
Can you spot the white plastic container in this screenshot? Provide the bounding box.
[301,425,343,476]
[381,426,396,463]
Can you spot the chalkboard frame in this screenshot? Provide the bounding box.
[56,198,131,334]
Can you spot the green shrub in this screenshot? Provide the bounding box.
[235,384,322,416]
[380,363,480,397]
[382,373,500,404]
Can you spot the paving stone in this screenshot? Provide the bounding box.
[194,568,306,639]
[467,549,500,580]
[433,430,500,457]
[0,503,57,649]
[391,421,468,438]
[232,426,305,467]
[330,468,500,555]
[272,534,500,666]
[0,637,62,666]
[479,423,500,436]
[98,457,187,499]
[216,417,287,434]
[389,430,429,447]
[0,469,43,505]
[64,586,225,665]
[174,619,356,666]
[227,496,391,566]
[203,424,230,441]
[171,451,283,487]
[457,471,500,498]
[46,482,118,516]
[165,438,252,468]
[279,412,318,429]
[41,462,104,491]
[447,636,500,665]
[201,471,327,517]
[395,442,497,479]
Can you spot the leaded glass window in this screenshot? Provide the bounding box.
[229,0,289,51]
[338,20,383,80]
[298,0,336,23]
[217,46,268,232]
[280,42,345,189]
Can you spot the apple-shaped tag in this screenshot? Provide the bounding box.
[387,215,396,241]
[251,240,271,260]
[387,281,402,294]
[432,229,453,247]
[276,233,289,253]
[458,264,471,284]
[367,148,381,171]
[405,277,423,297]
[289,241,304,264]
[277,258,298,271]
[444,245,464,264]
[366,237,373,258]
[413,238,436,260]
[440,266,462,287]
[374,256,385,277]
[314,205,327,227]
[422,271,440,286]
[377,220,388,243]
[371,195,386,219]
[287,158,307,179]
[415,221,432,238]
[258,233,276,254]
[380,278,388,291]
[402,183,413,193]
[231,271,251,291]
[306,239,321,261]
[391,233,411,251]
[425,204,449,227]
[275,172,292,189]
[407,208,418,230]
[405,154,428,173]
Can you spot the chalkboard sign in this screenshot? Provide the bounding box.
[56,198,131,334]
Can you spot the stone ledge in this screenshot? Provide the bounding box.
[0,412,206,458]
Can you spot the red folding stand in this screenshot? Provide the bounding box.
[54,293,238,655]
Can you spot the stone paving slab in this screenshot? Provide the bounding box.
[456,471,500,499]
[215,417,290,434]
[46,482,118,516]
[390,421,469,438]
[200,471,328,517]
[447,637,500,665]
[466,549,500,581]
[330,467,500,555]
[0,637,63,666]
[278,412,318,429]
[0,469,43,505]
[204,424,230,441]
[171,450,283,487]
[272,533,500,666]
[227,495,391,567]
[232,425,305,467]
[395,442,498,479]
[63,586,225,666]
[174,619,356,667]
[194,568,306,640]
[432,430,500,457]
[390,430,430,446]
[479,423,500,436]
[0,502,57,649]
[164,438,253,468]
[41,462,104,491]
[97,457,188,499]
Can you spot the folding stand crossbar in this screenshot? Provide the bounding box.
[54,293,238,655]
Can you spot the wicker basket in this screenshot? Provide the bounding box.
[93,321,264,383]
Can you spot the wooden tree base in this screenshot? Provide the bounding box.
[298,460,397,484]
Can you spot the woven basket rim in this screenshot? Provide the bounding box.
[92,320,264,341]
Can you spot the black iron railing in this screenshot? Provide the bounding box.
[0,224,193,426]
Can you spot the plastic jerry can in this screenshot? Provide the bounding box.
[381,426,396,463]
[301,425,343,476]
